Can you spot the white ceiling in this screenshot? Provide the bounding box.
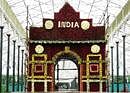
[6,0,128,28]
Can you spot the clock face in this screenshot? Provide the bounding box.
[91,44,100,53]
[35,45,44,54]
[81,20,90,30]
[45,20,54,29]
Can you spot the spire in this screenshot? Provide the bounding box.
[59,2,76,13]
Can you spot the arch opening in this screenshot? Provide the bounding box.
[54,53,79,91]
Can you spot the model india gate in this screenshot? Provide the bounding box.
[27,3,108,92]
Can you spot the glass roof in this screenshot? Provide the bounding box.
[6,0,128,27]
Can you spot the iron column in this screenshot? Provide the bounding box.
[116,41,119,92]
[122,35,126,92]
[6,34,10,92]
[57,63,59,90]
[0,26,4,92]
[21,50,24,91]
[17,45,20,91]
[12,40,16,92]
[57,64,59,81]
[111,46,114,92]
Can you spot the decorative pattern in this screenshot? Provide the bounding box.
[32,54,47,62]
[90,64,99,73]
[81,20,90,30]
[91,45,100,53]
[34,64,43,73]
[27,53,50,80]
[45,20,54,29]
[52,46,82,64]
[87,54,102,61]
[29,40,106,44]
[35,45,44,54]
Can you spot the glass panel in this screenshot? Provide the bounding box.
[55,59,78,91]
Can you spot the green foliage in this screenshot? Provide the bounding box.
[112,76,130,83]
[1,75,24,92]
